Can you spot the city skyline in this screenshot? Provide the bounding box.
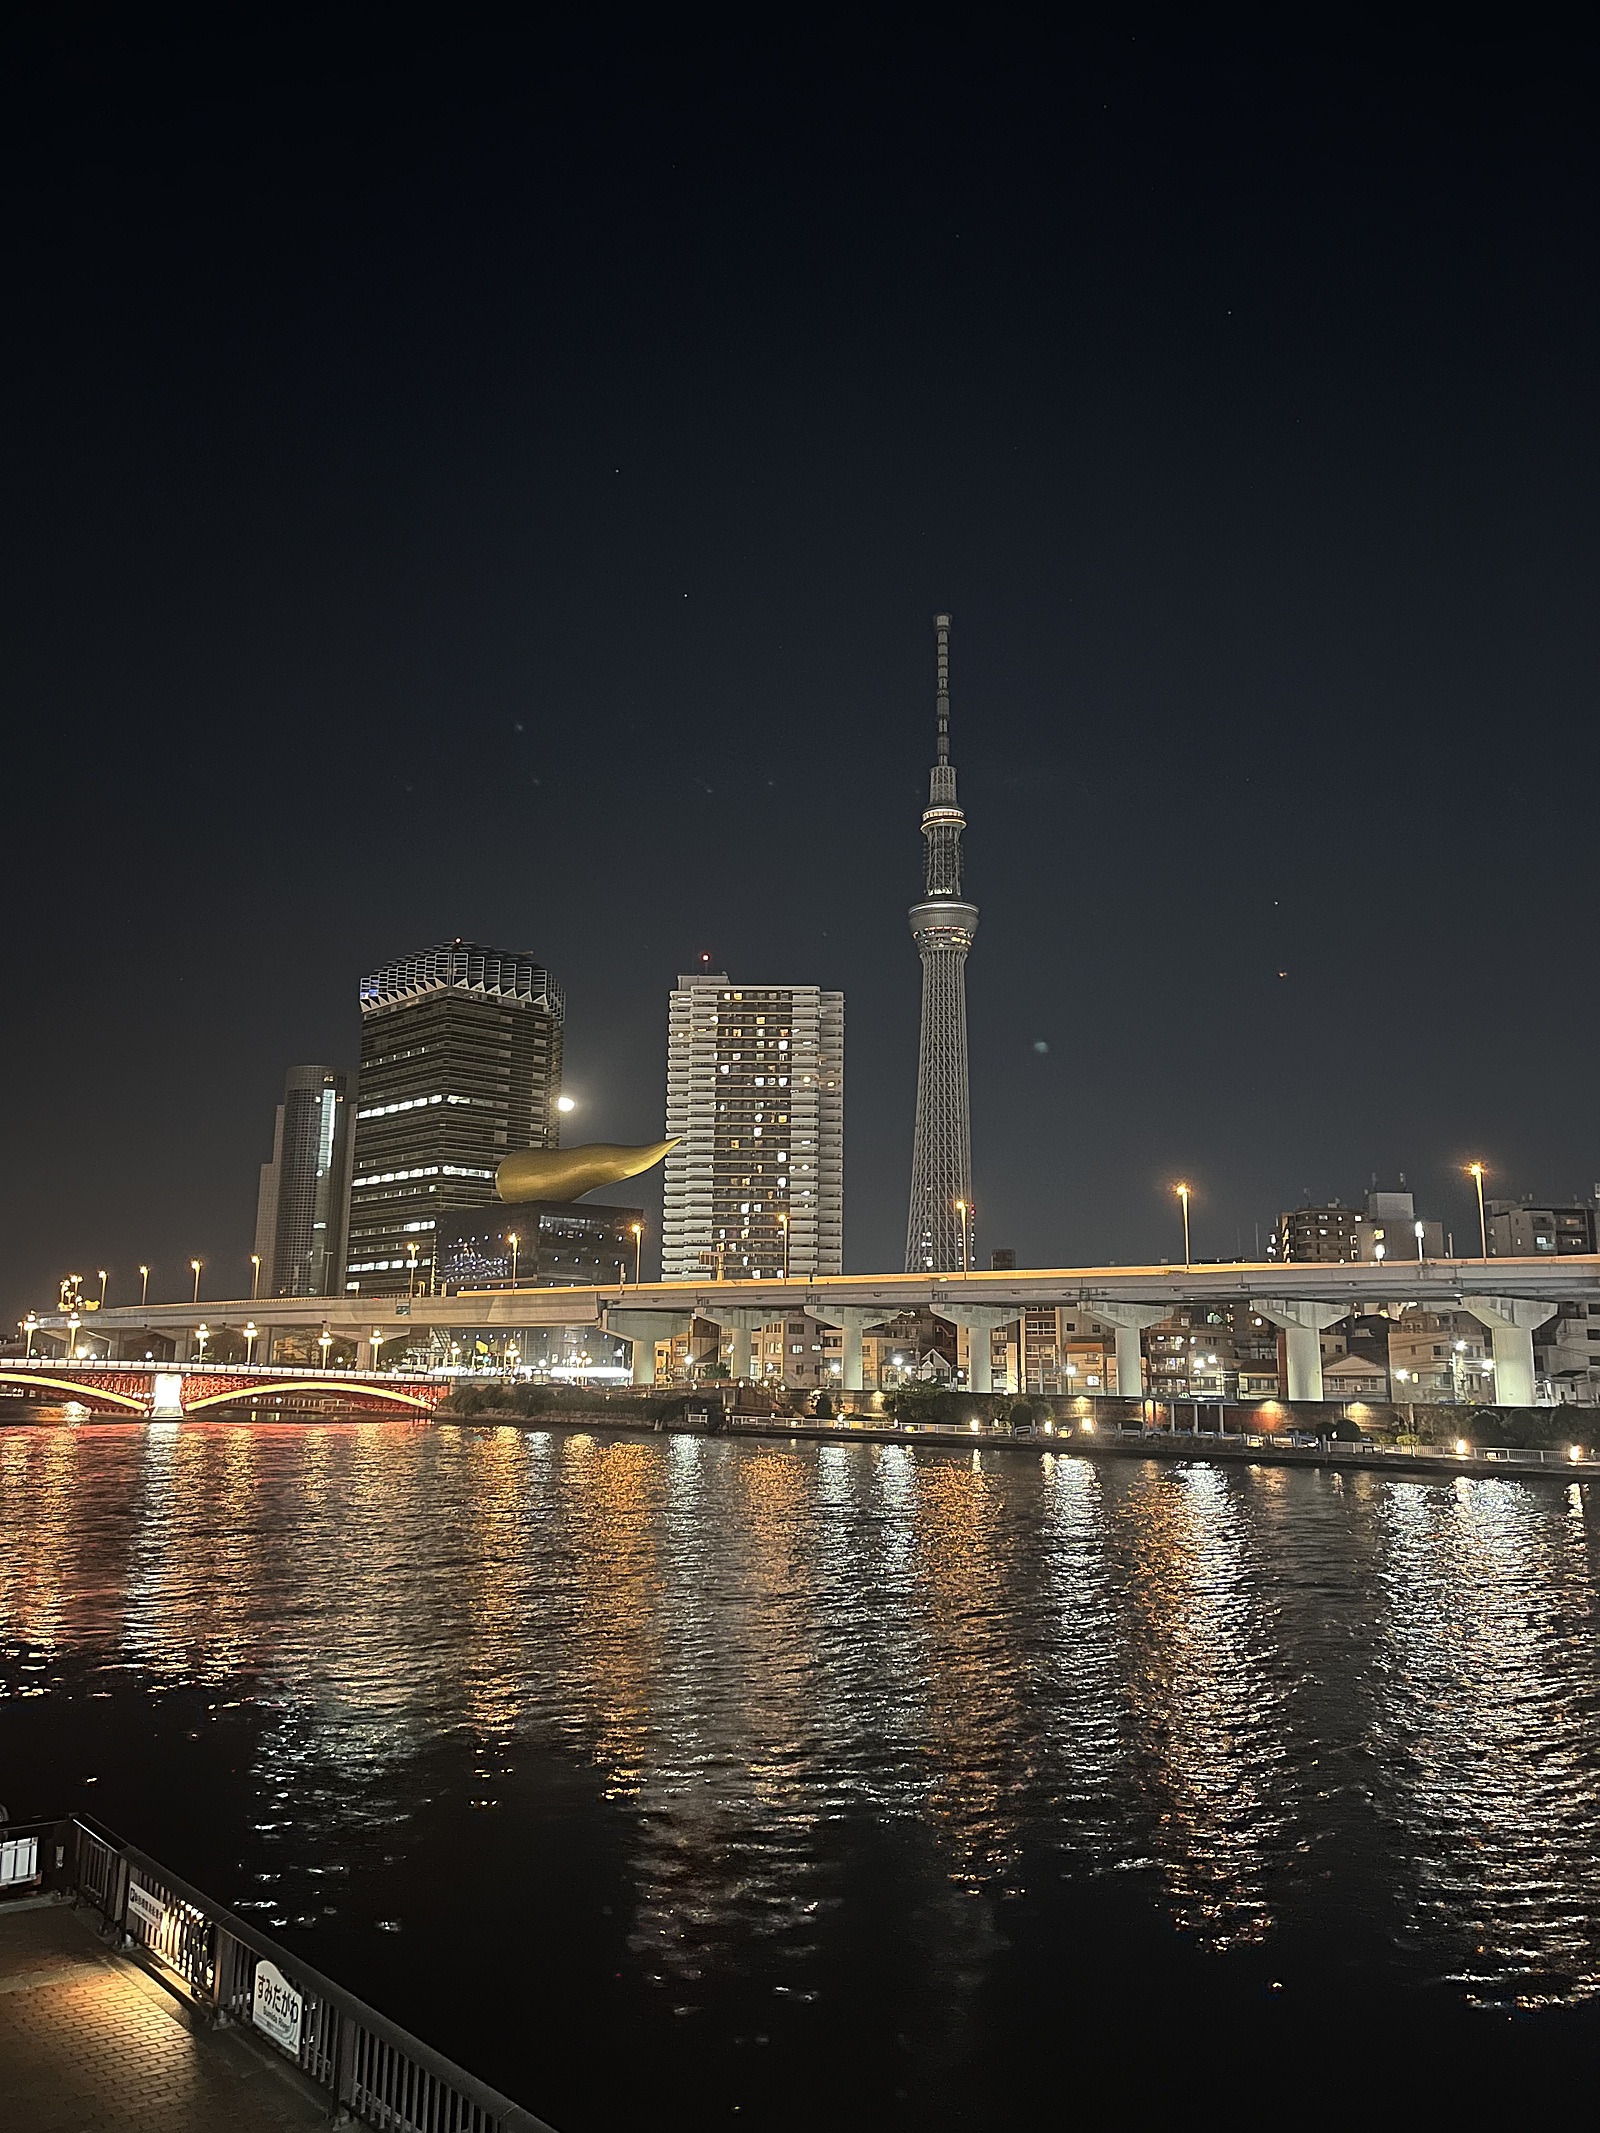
[6,28,1598,1334]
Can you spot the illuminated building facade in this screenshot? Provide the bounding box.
[253,1065,353,1297]
[345,941,564,1295]
[435,1201,640,1291]
[662,974,843,1280]
[906,613,978,1272]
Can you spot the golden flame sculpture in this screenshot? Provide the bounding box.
[495,1138,679,1204]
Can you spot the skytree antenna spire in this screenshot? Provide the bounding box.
[905,612,978,1273]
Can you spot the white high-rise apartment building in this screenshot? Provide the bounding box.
[663,974,843,1280]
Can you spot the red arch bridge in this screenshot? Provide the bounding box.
[0,1358,447,1418]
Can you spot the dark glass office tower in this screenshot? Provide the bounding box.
[253,1065,353,1297]
[344,941,565,1295]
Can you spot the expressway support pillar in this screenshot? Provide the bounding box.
[690,1305,770,1386]
[1083,1302,1170,1400]
[805,1307,881,1393]
[1251,1299,1347,1403]
[604,1309,694,1387]
[939,1307,1023,1395]
[1461,1296,1558,1407]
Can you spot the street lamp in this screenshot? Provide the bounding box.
[778,1211,789,1280]
[244,1322,258,1364]
[955,1199,972,1276]
[250,1254,261,1299]
[195,1322,209,1363]
[371,1327,385,1370]
[67,1312,82,1359]
[98,1269,108,1308]
[23,1315,38,1358]
[190,1259,202,1305]
[1414,1220,1425,1264]
[318,1328,333,1369]
[1175,1183,1192,1268]
[139,1265,150,1306]
[1466,1163,1488,1258]
[407,1243,419,1297]
[508,1231,520,1288]
[631,1221,644,1285]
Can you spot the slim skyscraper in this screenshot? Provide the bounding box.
[663,974,843,1279]
[344,941,564,1295]
[905,613,978,1272]
[253,1065,353,1298]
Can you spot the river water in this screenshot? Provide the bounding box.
[4,1420,1600,2123]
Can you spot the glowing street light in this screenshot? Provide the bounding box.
[244,1322,259,1364]
[97,1269,108,1308]
[507,1232,520,1288]
[190,1258,203,1305]
[250,1254,261,1299]
[1466,1163,1488,1258]
[1414,1220,1426,1263]
[67,1312,82,1358]
[23,1315,38,1359]
[139,1264,150,1306]
[371,1327,386,1370]
[195,1322,210,1364]
[955,1199,972,1276]
[1175,1183,1192,1268]
[778,1210,789,1280]
[318,1328,333,1369]
[631,1221,644,1285]
[407,1243,419,1297]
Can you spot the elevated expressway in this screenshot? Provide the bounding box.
[33,1257,1600,1406]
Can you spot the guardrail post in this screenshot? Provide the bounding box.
[332,2007,358,2122]
[212,1926,236,2023]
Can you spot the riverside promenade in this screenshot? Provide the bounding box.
[0,1899,327,2133]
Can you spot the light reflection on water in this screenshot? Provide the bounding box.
[6,1419,1600,2096]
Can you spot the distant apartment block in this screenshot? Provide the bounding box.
[662,973,843,1281]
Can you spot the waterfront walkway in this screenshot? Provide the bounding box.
[0,1899,327,2133]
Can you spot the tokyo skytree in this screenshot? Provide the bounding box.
[905,612,978,1273]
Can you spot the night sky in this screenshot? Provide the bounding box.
[6,20,1597,1325]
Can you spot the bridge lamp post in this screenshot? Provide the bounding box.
[778,1211,789,1281]
[250,1254,261,1299]
[195,1323,209,1364]
[370,1327,386,1371]
[1466,1163,1489,1258]
[139,1265,150,1306]
[244,1323,258,1365]
[98,1269,108,1308]
[955,1199,972,1276]
[318,1329,333,1370]
[407,1244,419,1297]
[507,1232,520,1288]
[1175,1183,1192,1268]
[631,1222,644,1285]
[190,1259,202,1305]
[23,1315,38,1358]
[67,1312,82,1359]
[1415,1221,1426,1263]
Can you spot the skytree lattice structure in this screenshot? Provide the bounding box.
[905,612,979,1273]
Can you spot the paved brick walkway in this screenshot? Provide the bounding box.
[0,1899,329,2132]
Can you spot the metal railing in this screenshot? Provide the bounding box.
[2,1816,554,2132]
[2,1358,441,1382]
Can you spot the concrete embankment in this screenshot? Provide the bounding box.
[440,1408,1590,1485]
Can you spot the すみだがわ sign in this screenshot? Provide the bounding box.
[252,1960,303,2053]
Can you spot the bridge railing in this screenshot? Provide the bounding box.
[2,1814,554,2132]
[1,1357,440,1382]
